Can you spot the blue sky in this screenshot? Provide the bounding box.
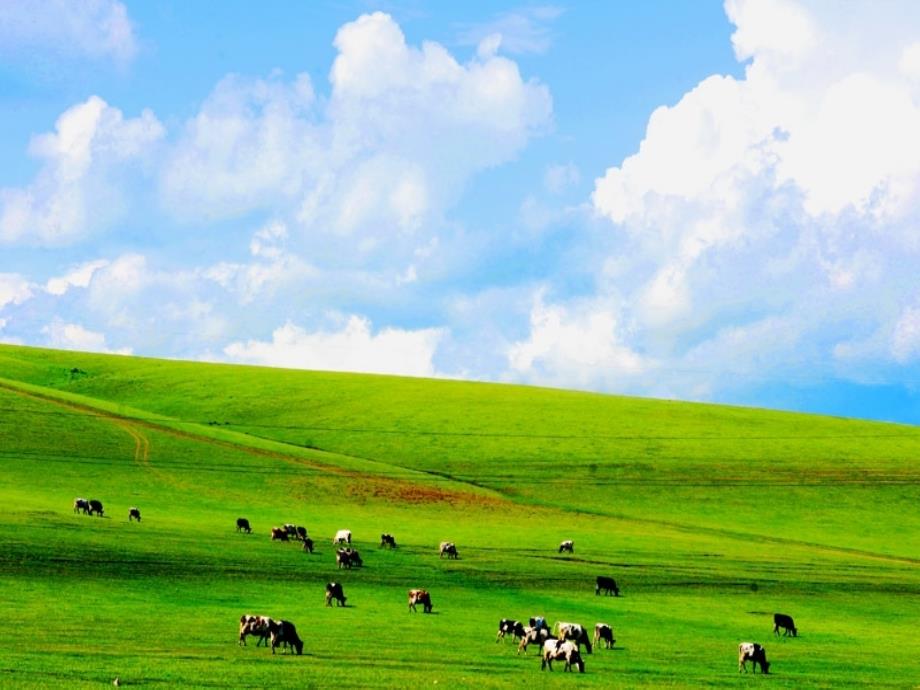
[1,1,919,424]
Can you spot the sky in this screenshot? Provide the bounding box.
[1,0,920,424]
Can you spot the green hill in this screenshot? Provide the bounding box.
[0,343,917,688]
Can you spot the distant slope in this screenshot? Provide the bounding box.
[2,343,918,558]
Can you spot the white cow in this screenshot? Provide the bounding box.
[738,642,770,673]
[553,622,593,653]
[333,529,352,545]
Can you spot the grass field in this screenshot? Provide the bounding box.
[0,343,918,688]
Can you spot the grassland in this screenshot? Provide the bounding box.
[0,343,918,688]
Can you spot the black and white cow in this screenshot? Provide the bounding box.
[554,622,593,654]
[333,529,352,545]
[738,642,770,673]
[380,533,397,549]
[336,547,362,569]
[773,613,797,637]
[239,614,272,647]
[541,639,585,673]
[593,623,615,649]
[283,524,298,538]
[73,498,90,515]
[236,517,252,533]
[325,582,347,607]
[439,541,458,559]
[596,575,620,596]
[496,619,526,643]
[270,527,289,542]
[558,540,574,554]
[269,619,303,655]
[128,507,141,522]
[518,626,555,655]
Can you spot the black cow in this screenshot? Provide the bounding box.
[88,499,104,517]
[738,642,770,673]
[128,507,141,522]
[269,619,303,655]
[596,575,620,596]
[295,526,308,541]
[496,619,526,643]
[773,613,798,637]
[73,498,90,515]
[302,537,314,553]
[325,582,347,607]
[236,517,252,533]
[380,533,397,548]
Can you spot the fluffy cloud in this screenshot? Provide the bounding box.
[508,292,647,389]
[0,274,33,311]
[42,318,131,355]
[162,12,552,247]
[45,259,110,296]
[223,316,444,377]
[0,0,137,64]
[582,0,920,397]
[0,97,163,246]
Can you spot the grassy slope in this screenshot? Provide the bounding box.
[0,344,918,688]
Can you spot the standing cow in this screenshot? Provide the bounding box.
[333,529,352,545]
[239,614,272,647]
[236,517,252,533]
[738,642,770,673]
[128,507,141,522]
[558,540,574,554]
[596,575,620,596]
[496,619,526,643]
[518,626,555,655]
[439,541,458,559]
[270,527,289,542]
[554,622,593,654]
[269,619,303,655]
[773,613,798,637]
[325,582,347,607]
[541,639,585,672]
[380,533,397,548]
[408,589,433,613]
[88,499,104,517]
[302,537,314,553]
[594,623,615,649]
[73,498,90,515]
[336,548,362,569]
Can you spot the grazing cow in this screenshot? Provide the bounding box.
[128,507,141,522]
[333,529,352,545]
[738,642,770,673]
[558,540,574,554]
[554,622,593,654]
[439,541,458,559]
[283,524,298,538]
[529,616,549,632]
[773,613,798,637]
[380,533,397,549]
[88,499,104,517]
[239,614,272,647]
[325,582,347,607]
[541,639,585,673]
[270,527,289,542]
[518,626,555,655]
[302,537,314,553]
[336,547,362,569]
[496,619,526,643]
[596,575,620,596]
[594,623,615,650]
[295,526,308,541]
[236,517,252,533]
[408,589,433,613]
[73,498,90,515]
[269,619,303,655]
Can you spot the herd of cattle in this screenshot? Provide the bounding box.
[75,500,797,674]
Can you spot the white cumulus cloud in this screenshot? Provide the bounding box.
[42,318,132,355]
[224,316,444,377]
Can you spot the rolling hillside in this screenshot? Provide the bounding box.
[0,343,917,688]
